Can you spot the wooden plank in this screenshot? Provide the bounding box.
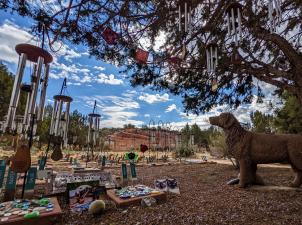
[107,189,167,207]
[0,197,62,225]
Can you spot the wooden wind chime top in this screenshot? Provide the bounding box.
[53,94,73,103]
[15,43,53,64]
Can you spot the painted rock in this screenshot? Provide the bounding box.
[88,200,106,215]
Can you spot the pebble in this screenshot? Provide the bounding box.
[33,207,46,212]
[12,211,21,215]
[18,211,29,215]
[4,213,11,217]
[1,217,8,222]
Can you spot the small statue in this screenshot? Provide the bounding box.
[210,112,302,188]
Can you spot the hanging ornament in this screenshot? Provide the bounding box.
[3,43,53,134]
[168,57,182,65]
[226,3,243,46]
[180,44,187,60]
[231,49,241,65]
[205,43,218,75]
[135,48,149,64]
[102,27,119,45]
[178,0,193,33]
[211,78,218,92]
[268,0,282,33]
[87,100,101,151]
[50,78,72,147]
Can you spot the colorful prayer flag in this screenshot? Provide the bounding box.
[135,48,149,64]
[102,27,119,45]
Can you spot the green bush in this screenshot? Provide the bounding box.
[175,145,195,158]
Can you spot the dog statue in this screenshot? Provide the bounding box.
[209,112,302,188]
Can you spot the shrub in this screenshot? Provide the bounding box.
[175,145,195,158]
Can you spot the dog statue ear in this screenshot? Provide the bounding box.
[224,113,236,129]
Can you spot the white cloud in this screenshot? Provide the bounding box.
[122,90,137,98]
[144,114,150,117]
[97,73,123,85]
[93,66,106,71]
[138,93,170,104]
[170,81,282,130]
[0,21,35,64]
[165,104,177,113]
[79,94,142,128]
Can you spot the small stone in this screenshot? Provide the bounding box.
[12,211,21,215]
[18,211,29,216]
[33,207,46,212]
[1,217,8,222]
[4,213,11,217]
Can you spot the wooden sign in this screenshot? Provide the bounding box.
[39,156,46,170]
[101,156,106,167]
[130,163,137,180]
[6,169,17,190]
[25,167,37,190]
[121,163,128,180]
[0,161,6,188]
[4,168,17,201]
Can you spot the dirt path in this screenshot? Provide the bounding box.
[56,163,302,225]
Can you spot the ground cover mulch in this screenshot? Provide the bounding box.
[55,163,302,225]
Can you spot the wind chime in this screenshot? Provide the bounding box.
[268,0,282,33]
[178,0,193,33]
[148,119,156,159]
[87,100,101,164]
[3,42,52,200]
[3,44,53,134]
[206,43,219,92]
[226,3,243,46]
[49,78,73,161]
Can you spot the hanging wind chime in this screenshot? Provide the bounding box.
[3,44,53,134]
[206,43,219,91]
[226,3,243,46]
[50,78,73,161]
[268,0,282,33]
[178,0,193,33]
[3,27,53,199]
[87,100,101,162]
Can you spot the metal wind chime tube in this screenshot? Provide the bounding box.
[27,57,44,131]
[37,64,50,121]
[178,0,192,33]
[268,0,282,33]
[5,53,27,131]
[206,43,218,74]
[226,3,243,46]
[49,100,57,135]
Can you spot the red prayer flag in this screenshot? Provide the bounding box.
[135,48,149,64]
[168,57,182,66]
[102,27,119,45]
[140,144,148,153]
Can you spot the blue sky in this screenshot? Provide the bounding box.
[0,10,280,129]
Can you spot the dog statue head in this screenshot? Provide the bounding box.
[209,112,239,129]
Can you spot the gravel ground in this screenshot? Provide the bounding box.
[55,163,302,225]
